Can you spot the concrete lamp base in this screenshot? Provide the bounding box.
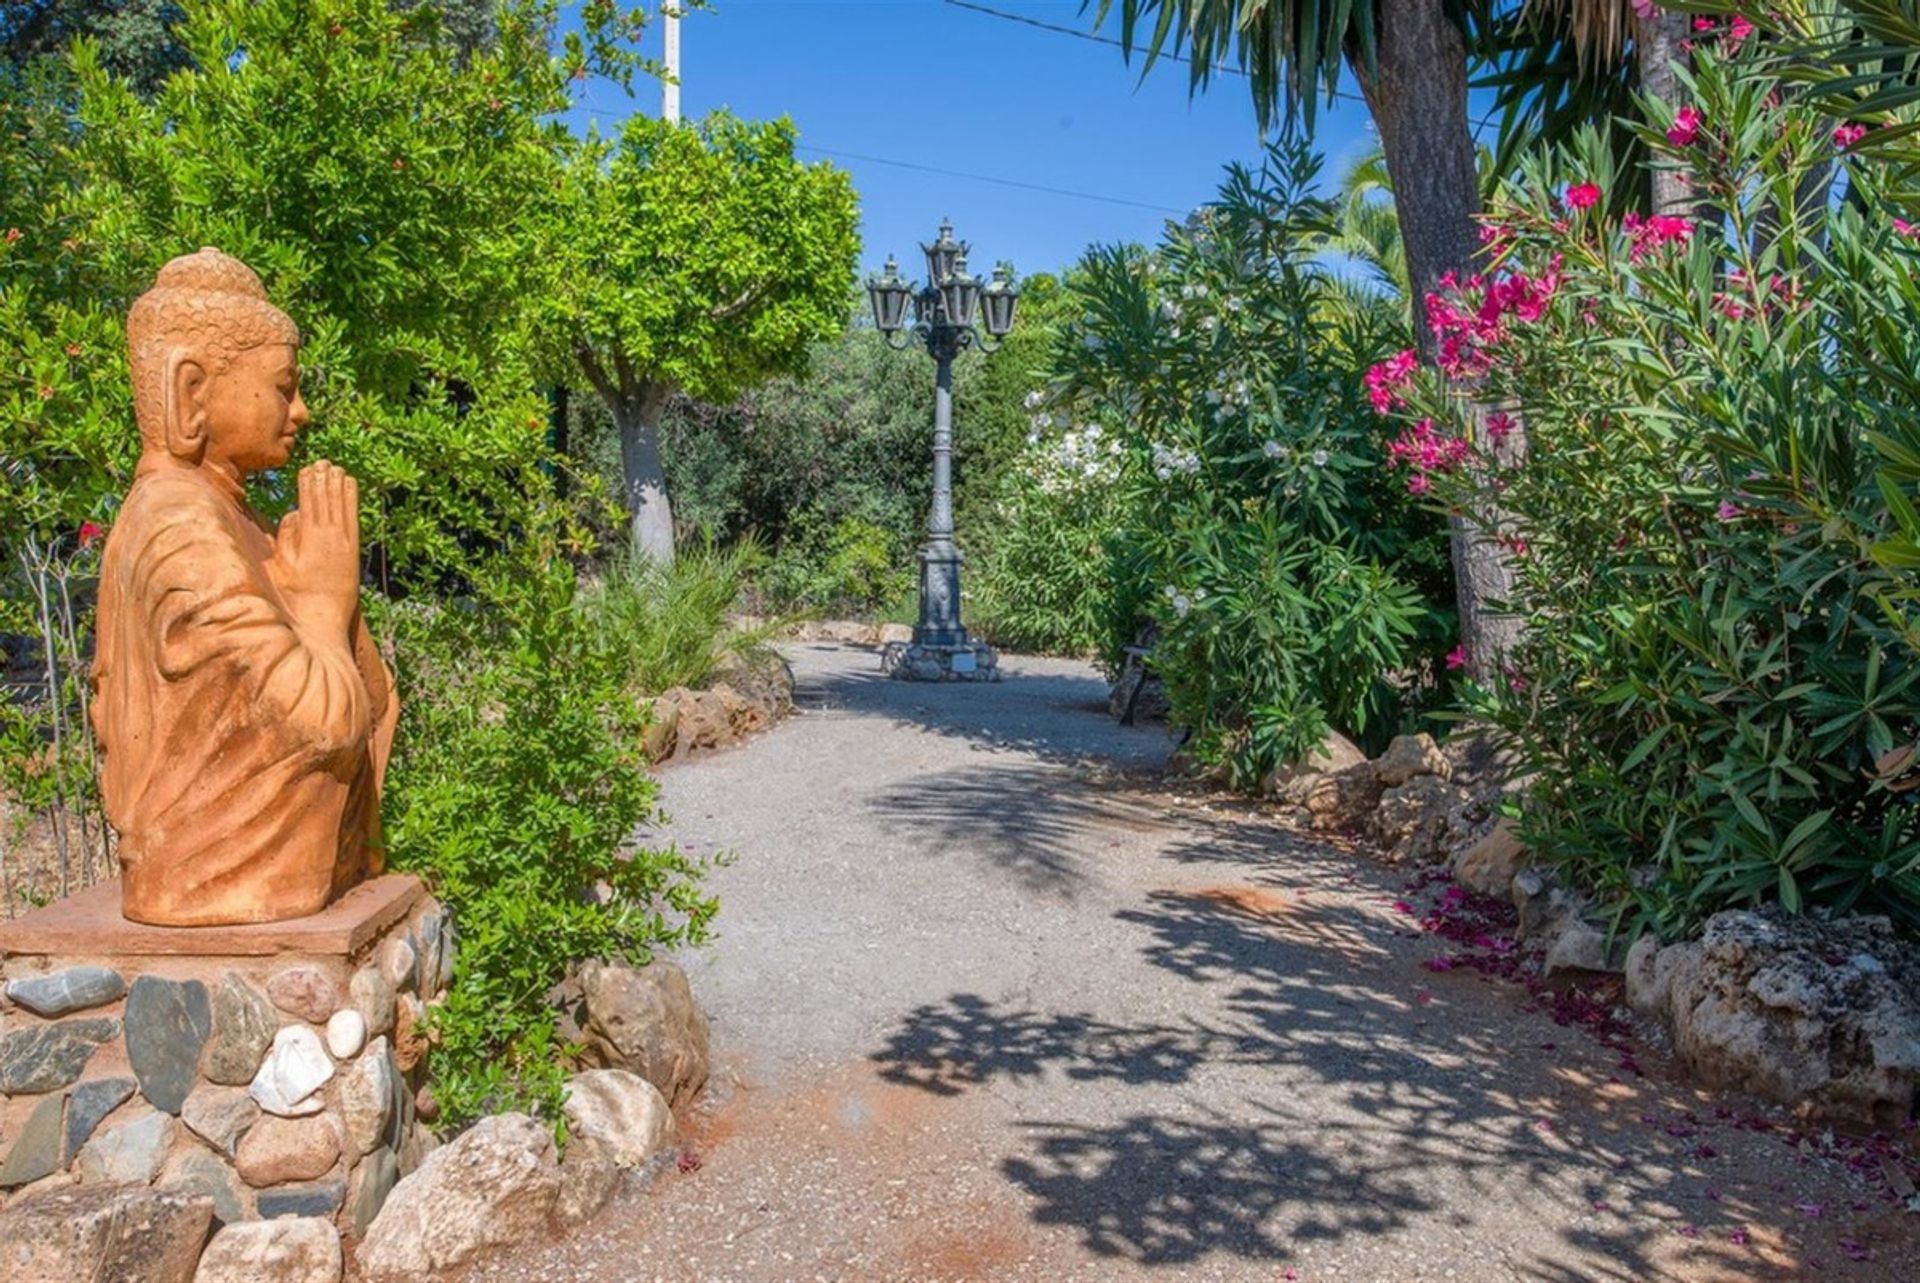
[882,639,1001,683]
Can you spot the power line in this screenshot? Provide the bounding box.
[793,144,1191,216]
[942,0,1502,134]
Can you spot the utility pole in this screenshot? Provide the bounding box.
[662,3,681,124]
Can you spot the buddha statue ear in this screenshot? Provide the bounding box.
[163,350,210,463]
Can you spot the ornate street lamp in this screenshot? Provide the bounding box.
[865,218,1020,682]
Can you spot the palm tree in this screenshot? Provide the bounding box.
[1329,147,1408,305]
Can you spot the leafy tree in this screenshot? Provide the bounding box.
[1,0,191,93]
[536,112,859,562]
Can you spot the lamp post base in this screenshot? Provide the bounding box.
[882,638,1000,682]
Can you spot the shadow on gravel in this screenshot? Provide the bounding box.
[792,645,1172,773]
[865,762,1167,898]
[870,887,1779,1281]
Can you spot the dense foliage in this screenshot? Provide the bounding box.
[993,144,1454,781]
[1,0,726,1119]
[1382,48,1920,936]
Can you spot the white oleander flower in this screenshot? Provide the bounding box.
[1262,440,1283,459]
[1023,390,1045,410]
[1311,449,1329,467]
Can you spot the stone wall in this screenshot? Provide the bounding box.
[0,876,448,1261]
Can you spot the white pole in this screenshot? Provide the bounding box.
[662,4,681,124]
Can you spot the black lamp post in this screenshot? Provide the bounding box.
[866,218,1019,681]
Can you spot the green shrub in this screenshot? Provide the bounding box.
[756,508,911,617]
[578,538,779,694]
[1383,51,1920,936]
[380,553,716,1128]
[1029,142,1451,781]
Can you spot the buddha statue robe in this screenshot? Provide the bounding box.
[91,456,398,926]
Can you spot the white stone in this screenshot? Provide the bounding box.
[193,1216,342,1283]
[324,1009,366,1060]
[249,1024,334,1117]
[561,1069,676,1168]
[357,1113,562,1281]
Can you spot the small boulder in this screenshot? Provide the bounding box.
[1261,730,1368,800]
[75,1108,174,1185]
[554,1141,620,1227]
[577,960,711,1108]
[348,965,395,1038]
[0,1183,212,1283]
[356,1113,562,1281]
[379,939,415,994]
[562,1069,676,1168]
[180,1084,259,1157]
[63,1076,136,1165]
[204,972,278,1086]
[4,966,125,1017]
[337,1038,395,1158]
[640,692,681,761]
[192,1216,341,1283]
[125,976,212,1115]
[1373,732,1452,788]
[234,1114,340,1188]
[1369,775,1469,864]
[249,1025,333,1117]
[0,1017,119,1094]
[1303,763,1383,833]
[1451,817,1527,898]
[324,1009,365,1060]
[0,1095,66,1189]
[160,1147,250,1226]
[267,967,339,1024]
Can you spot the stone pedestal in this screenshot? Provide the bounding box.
[0,876,448,1248]
[881,639,1001,682]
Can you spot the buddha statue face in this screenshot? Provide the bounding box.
[127,247,306,479]
[191,343,309,475]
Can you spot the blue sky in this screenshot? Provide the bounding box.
[564,0,1382,279]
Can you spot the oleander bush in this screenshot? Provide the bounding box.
[999,142,1453,783]
[1381,49,1920,937]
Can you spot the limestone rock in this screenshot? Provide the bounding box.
[5,966,125,1017]
[348,965,395,1038]
[193,1216,341,1283]
[1623,933,1668,1017]
[1542,914,1624,975]
[249,1025,333,1117]
[1451,817,1527,898]
[234,1113,340,1188]
[161,1147,250,1225]
[562,1069,676,1168]
[356,1112,562,1280]
[660,687,735,757]
[640,692,680,761]
[1369,775,1471,865]
[1261,729,1369,799]
[0,1182,213,1283]
[180,1084,259,1157]
[75,1109,174,1185]
[205,972,279,1086]
[255,1179,344,1220]
[1642,909,1920,1127]
[346,1145,398,1235]
[125,976,212,1114]
[63,1076,136,1164]
[267,967,338,1024]
[324,1009,365,1060]
[337,1039,393,1159]
[1374,732,1452,788]
[0,1094,66,1188]
[1302,763,1382,833]
[577,959,711,1108]
[0,1017,118,1094]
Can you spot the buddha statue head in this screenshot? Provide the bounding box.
[126,247,308,478]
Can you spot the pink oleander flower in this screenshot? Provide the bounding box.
[1693,15,1716,29]
[1446,645,1469,671]
[78,521,104,548]
[1895,218,1920,239]
[1623,211,1693,262]
[1667,106,1703,148]
[1630,0,1659,17]
[1717,500,1742,521]
[1407,473,1431,496]
[1485,412,1514,443]
[1365,348,1418,414]
[1834,123,1869,149]
[1728,13,1754,45]
[1567,181,1601,210]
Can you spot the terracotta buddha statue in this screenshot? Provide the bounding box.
[91,248,398,926]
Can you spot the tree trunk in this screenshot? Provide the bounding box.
[614,381,676,564]
[1637,9,1693,216]
[1353,0,1522,680]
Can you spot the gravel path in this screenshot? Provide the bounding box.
[464,643,1915,1283]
